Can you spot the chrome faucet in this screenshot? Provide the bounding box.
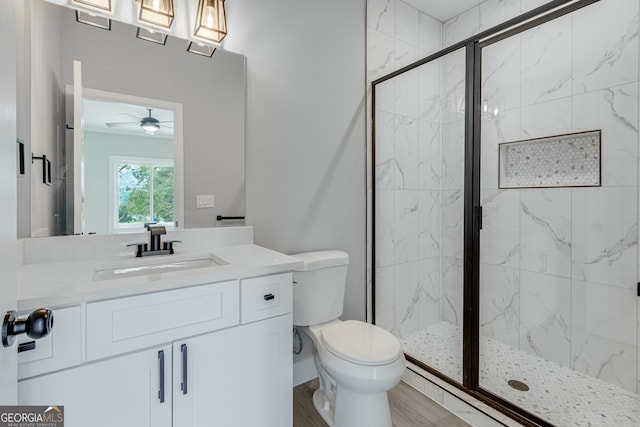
[127,223,181,257]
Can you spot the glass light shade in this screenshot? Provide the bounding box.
[194,0,227,43]
[138,0,174,29]
[72,0,112,12]
[136,27,167,45]
[75,10,111,30]
[141,122,159,133]
[187,42,216,58]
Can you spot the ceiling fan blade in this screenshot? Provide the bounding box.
[105,122,139,127]
[158,120,174,123]
[161,124,174,129]
[118,113,142,121]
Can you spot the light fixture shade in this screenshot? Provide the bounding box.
[75,10,111,30]
[138,0,174,29]
[136,27,168,45]
[187,42,216,58]
[72,0,112,12]
[194,0,227,44]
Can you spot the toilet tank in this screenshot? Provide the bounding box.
[291,250,349,326]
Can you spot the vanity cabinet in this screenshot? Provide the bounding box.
[173,314,292,427]
[17,273,293,427]
[19,344,173,427]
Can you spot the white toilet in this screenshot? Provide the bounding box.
[291,250,405,427]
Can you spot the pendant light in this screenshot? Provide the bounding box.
[138,0,174,29]
[72,0,112,12]
[194,0,227,44]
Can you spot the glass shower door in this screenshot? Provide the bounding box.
[373,46,467,384]
[478,3,640,424]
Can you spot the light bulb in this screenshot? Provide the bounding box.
[206,6,215,28]
[153,0,160,11]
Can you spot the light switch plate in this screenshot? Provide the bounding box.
[196,195,214,208]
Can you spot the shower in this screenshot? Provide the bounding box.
[371,0,639,425]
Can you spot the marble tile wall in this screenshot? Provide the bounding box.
[369,0,444,338]
[370,0,640,397]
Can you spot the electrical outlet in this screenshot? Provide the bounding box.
[196,195,214,208]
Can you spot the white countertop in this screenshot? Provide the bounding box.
[18,243,304,310]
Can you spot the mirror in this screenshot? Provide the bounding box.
[81,91,181,235]
[16,0,246,238]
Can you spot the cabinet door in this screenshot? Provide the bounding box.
[19,344,172,427]
[173,314,292,427]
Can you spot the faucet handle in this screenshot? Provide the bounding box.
[127,242,148,257]
[163,240,182,254]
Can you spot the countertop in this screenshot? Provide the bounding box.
[18,244,304,310]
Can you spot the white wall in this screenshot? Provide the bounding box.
[16,1,32,239]
[225,0,367,320]
[20,1,65,237]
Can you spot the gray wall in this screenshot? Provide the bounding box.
[225,0,367,321]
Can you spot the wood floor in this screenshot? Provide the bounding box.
[293,379,473,427]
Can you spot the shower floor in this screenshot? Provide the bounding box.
[401,322,640,427]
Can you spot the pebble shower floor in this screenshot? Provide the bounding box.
[401,322,640,426]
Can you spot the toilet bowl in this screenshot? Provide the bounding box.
[291,251,405,427]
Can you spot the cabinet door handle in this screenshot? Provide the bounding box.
[264,293,275,301]
[181,343,188,395]
[158,350,165,403]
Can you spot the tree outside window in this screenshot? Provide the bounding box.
[112,157,174,231]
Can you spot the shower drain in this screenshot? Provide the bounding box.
[507,379,530,392]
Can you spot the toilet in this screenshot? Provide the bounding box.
[291,250,405,427]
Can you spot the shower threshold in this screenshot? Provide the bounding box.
[401,322,640,427]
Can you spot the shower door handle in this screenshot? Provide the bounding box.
[476,205,483,231]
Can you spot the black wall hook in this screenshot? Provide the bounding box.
[32,154,52,185]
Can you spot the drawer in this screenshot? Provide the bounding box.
[18,306,82,380]
[87,280,239,361]
[241,273,292,324]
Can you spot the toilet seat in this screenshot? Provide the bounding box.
[320,320,402,366]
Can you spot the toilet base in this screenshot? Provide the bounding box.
[312,388,336,427]
[312,383,393,427]
[334,386,392,427]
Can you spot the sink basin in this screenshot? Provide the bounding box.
[92,252,228,281]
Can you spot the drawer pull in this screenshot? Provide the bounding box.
[181,344,188,395]
[158,350,165,403]
[18,341,36,353]
[263,293,275,301]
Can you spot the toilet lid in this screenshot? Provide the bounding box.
[320,320,402,366]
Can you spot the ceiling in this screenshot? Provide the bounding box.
[402,0,485,21]
[83,98,174,138]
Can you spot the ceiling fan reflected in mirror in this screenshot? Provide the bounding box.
[105,108,173,135]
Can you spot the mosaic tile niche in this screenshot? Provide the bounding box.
[498,130,601,189]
